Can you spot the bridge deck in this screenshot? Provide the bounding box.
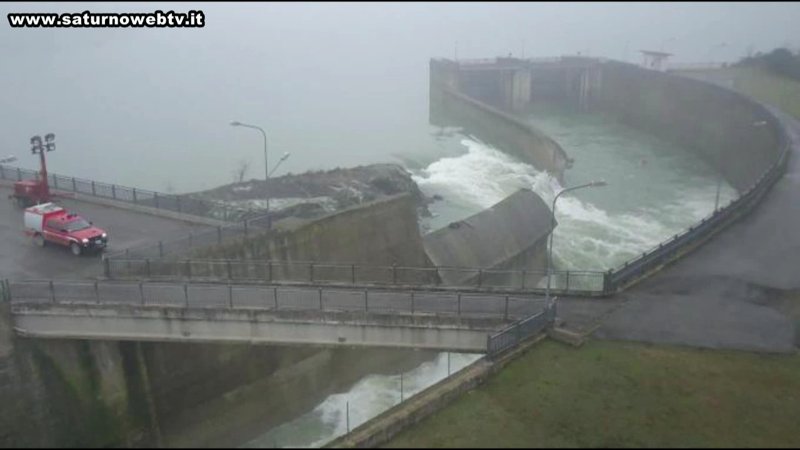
[7,280,547,352]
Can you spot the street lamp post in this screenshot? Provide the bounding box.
[231,121,272,226]
[545,180,607,306]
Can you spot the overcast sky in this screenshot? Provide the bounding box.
[1,2,798,191]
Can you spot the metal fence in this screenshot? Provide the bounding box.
[102,257,607,294]
[0,164,255,222]
[6,279,544,319]
[104,218,270,261]
[486,301,556,357]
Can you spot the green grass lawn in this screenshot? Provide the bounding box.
[384,340,800,448]
[720,66,800,120]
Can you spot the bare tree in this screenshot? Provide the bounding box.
[233,159,250,183]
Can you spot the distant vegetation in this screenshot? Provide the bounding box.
[736,47,800,82]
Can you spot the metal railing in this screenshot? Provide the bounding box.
[487,301,556,357]
[0,164,255,222]
[103,215,272,261]
[101,257,607,294]
[6,279,544,320]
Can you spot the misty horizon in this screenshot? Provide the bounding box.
[1,2,797,192]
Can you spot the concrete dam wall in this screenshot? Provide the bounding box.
[423,189,553,287]
[429,59,571,179]
[188,193,435,284]
[592,61,783,193]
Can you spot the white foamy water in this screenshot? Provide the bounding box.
[241,352,481,448]
[414,137,737,270]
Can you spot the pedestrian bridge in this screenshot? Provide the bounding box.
[3,280,552,354]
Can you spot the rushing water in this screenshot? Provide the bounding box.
[415,106,738,271]
[240,107,737,448]
[241,352,481,448]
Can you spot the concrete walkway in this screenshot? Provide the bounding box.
[560,107,800,353]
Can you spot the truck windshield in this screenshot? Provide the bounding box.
[64,219,91,232]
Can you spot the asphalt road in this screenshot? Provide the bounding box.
[0,186,210,281]
[560,107,800,353]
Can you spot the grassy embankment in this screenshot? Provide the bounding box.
[385,340,800,448]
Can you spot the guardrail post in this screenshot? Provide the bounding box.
[49,280,55,303]
[364,289,369,312]
[457,292,462,316]
[184,284,189,308]
[243,219,248,236]
[309,263,314,282]
[217,227,222,245]
[185,260,191,280]
[53,175,58,190]
[133,188,138,203]
[274,287,279,310]
[410,291,415,314]
[521,270,526,289]
[146,259,151,278]
[226,260,232,280]
[319,288,323,310]
[103,256,111,278]
[603,270,612,295]
[91,181,96,196]
[565,271,570,292]
[71,177,76,192]
[351,264,356,284]
[268,261,273,282]
[477,269,483,287]
[158,241,164,258]
[139,282,145,305]
[504,295,509,320]
[111,184,116,199]
[392,264,397,285]
[95,281,100,304]
[228,285,233,309]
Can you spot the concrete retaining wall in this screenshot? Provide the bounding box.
[187,194,435,284]
[429,59,570,179]
[423,189,552,287]
[593,61,782,192]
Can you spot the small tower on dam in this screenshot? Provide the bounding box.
[639,50,672,72]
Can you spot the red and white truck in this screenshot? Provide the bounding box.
[24,203,108,256]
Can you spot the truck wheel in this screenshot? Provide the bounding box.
[70,242,82,256]
[33,234,45,247]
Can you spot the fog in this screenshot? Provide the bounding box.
[1,1,797,192]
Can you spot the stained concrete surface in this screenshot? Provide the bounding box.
[560,107,800,353]
[0,186,210,280]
